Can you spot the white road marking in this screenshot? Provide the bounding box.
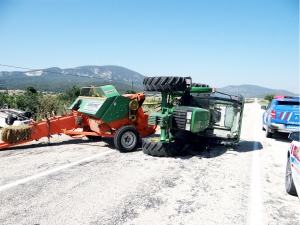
[0,150,115,192]
[249,98,263,225]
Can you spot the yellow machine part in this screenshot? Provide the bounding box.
[129,100,139,110]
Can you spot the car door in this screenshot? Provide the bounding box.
[291,139,300,195]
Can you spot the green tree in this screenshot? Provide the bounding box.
[5,94,19,108]
[57,85,80,104]
[37,95,66,120]
[16,90,41,120]
[264,94,275,102]
[26,86,37,94]
[0,92,7,107]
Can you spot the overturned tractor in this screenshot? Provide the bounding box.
[141,76,245,157]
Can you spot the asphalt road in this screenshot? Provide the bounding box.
[0,101,299,225]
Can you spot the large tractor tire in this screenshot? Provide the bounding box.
[143,76,187,92]
[142,138,185,157]
[114,126,139,152]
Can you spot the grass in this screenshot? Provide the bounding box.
[142,104,160,114]
[258,99,269,107]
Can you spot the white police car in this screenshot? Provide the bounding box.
[285,131,300,198]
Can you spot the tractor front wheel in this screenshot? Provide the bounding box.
[114,126,139,152]
[142,138,185,157]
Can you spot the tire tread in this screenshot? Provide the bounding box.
[114,126,139,152]
[142,138,185,157]
[143,76,187,92]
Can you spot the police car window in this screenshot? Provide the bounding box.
[278,101,300,106]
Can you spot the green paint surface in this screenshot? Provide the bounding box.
[69,85,131,122]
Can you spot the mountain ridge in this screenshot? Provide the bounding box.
[0,65,297,97]
[216,84,297,98]
[0,65,145,83]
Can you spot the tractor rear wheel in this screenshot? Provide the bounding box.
[143,76,187,92]
[114,126,139,152]
[142,138,185,157]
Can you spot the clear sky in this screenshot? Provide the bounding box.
[0,0,299,93]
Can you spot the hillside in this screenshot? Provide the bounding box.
[217,84,297,98]
[0,65,145,93]
[0,65,297,97]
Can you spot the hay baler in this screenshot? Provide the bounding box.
[0,85,156,151]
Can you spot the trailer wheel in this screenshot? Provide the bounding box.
[143,76,187,92]
[114,126,139,152]
[142,138,185,157]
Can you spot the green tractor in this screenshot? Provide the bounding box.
[141,76,245,157]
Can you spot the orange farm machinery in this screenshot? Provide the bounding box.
[0,85,156,151]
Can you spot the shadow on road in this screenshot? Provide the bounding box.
[234,140,263,153]
[261,130,291,143]
[272,133,291,143]
[0,137,115,152]
[178,139,265,159]
[176,143,227,159]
